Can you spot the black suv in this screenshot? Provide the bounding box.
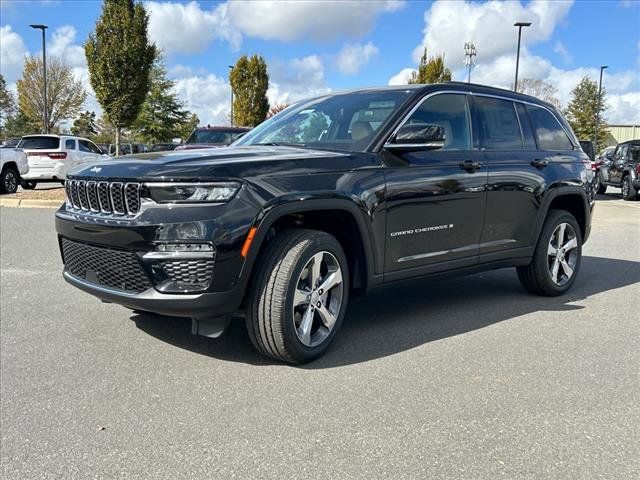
[594,139,640,200]
[56,83,594,363]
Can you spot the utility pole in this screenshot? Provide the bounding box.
[513,22,531,92]
[30,24,48,133]
[464,42,477,83]
[594,65,608,154]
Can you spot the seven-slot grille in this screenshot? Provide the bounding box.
[61,238,152,293]
[65,180,141,215]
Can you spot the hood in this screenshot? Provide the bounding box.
[174,143,226,150]
[68,145,368,181]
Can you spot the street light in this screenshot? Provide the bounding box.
[463,42,477,83]
[228,65,234,126]
[513,21,531,92]
[594,65,608,154]
[30,24,48,133]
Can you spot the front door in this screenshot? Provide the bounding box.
[383,93,486,275]
[609,144,628,184]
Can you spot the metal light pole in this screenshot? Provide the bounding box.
[30,24,48,133]
[513,22,531,92]
[594,65,608,154]
[463,42,477,83]
[228,65,234,126]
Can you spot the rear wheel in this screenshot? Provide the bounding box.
[246,229,349,364]
[595,172,606,194]
[517,210,582,296]
[20,180,37,190]
[621,176,637,201]
[0,165,19,194]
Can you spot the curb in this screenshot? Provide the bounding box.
[0,198,62,209]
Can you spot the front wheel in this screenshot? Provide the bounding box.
[20,180,37,190]
[246,229,349,364]
[0,165,20,194]
[621,176,637,201]
[517,210,582,296]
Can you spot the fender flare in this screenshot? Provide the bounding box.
[531,186,591,245]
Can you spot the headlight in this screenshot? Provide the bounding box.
[144,182,240,203]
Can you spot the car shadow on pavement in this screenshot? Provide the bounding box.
[131,255,640,368]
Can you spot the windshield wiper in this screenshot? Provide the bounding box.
[255,142,306,147]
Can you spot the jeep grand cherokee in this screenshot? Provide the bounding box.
[56,83,594,364]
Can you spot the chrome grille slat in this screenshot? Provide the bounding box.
[64,179,140,216]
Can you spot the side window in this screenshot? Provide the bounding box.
[87,141,102,154]
[515,103,537,149]
[402,93,470,150]
[472,96,522,150]
[78,140,92,152]
[526,105,573,151]
[65,139,76,150]
[615,145,628,161]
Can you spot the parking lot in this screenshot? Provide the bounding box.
[1,194,639,479]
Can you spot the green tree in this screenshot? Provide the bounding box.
[93,117,118,145]
[565,76,607,151]
[132,57,194,143]
[408,48,452,84]
[85,0,156,155]
[0,74,16,134]
[229,55,269,127]
[71,110,99,137]
[16,56,86,132]
[3,109,40,139]
[177,112,199,141]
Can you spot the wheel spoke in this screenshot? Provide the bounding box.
[547,243,558,256]
[562,237,578,252]
[556,223,566,246]
[293,288,309,308]
[310,252,323,288]
[316,304,337,330]
[560,259,574,279]
[298,306,314,346]
[551,258,560,284]
[317,269,342,294]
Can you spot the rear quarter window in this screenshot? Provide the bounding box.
[18,137,60,150]
[526,105,573,151]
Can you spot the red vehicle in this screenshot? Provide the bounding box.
[175,126,251,150]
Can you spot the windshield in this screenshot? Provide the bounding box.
[186,129,244,145]
[18,136,60,150]
[234,90,413,152]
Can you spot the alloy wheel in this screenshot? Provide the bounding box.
[547,222,579,286]
[292,251,344,347]
[622,178,629,198]
[4,171,17,193]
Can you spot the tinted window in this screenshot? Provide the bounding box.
[87,141,102,154]
[17,136,60,150]
[188,129,244,145]
[629,145,640,162]
[473,97,522,150]
[78,140,92,152]
[402,93,470,150]
[515,103,537,149]
[65,139,76,150]
[526,105,573,151]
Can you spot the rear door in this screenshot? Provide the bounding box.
[610,144,628,184]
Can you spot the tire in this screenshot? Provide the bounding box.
[246,228,349,364]
[621,176,637,201]
[20,180,37,190]
[0,165,20,194]
[517,209,582,297]
[595,172,606,194]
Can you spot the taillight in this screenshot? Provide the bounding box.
[48,152,67,159]
[590,161,596,171]
[635,164,640,175]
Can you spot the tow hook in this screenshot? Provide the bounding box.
[191,315,230,338]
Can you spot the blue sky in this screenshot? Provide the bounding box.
[1,0,639,125]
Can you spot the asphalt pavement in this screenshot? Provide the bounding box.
[1,192,639,479]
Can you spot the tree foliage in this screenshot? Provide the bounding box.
[565,76,607,151]
[85,0,156,153]
[71,110,99,137]
[132,57,195,143]
[266,103,289,119]
[177,113,199,141]
[0,74,15,126]
[3,109,39,139]
[230,55,269,127]
[516,78,562,109]
[408,48,452,84]
[16,56,86,132]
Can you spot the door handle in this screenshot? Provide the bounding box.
[531,158,549,169]
[459,160,482,171]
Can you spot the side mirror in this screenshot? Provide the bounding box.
[385,123,445,150]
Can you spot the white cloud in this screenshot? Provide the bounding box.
[413,0,573,69]
[606,92,640,124]
[553,41,572,64]
[335,42,379,75]
[227,0,403,42]
[146,1,241,55]
[267,55,330,106]
[388,68,416,85]
[172,74,231,126]
[0,25,28,84]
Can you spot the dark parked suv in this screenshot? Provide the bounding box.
[595,139,640,200]
[56,83,594,363]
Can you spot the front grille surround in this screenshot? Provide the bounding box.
[66,179,140,216]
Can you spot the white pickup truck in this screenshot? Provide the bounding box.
[0,147,29,194]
